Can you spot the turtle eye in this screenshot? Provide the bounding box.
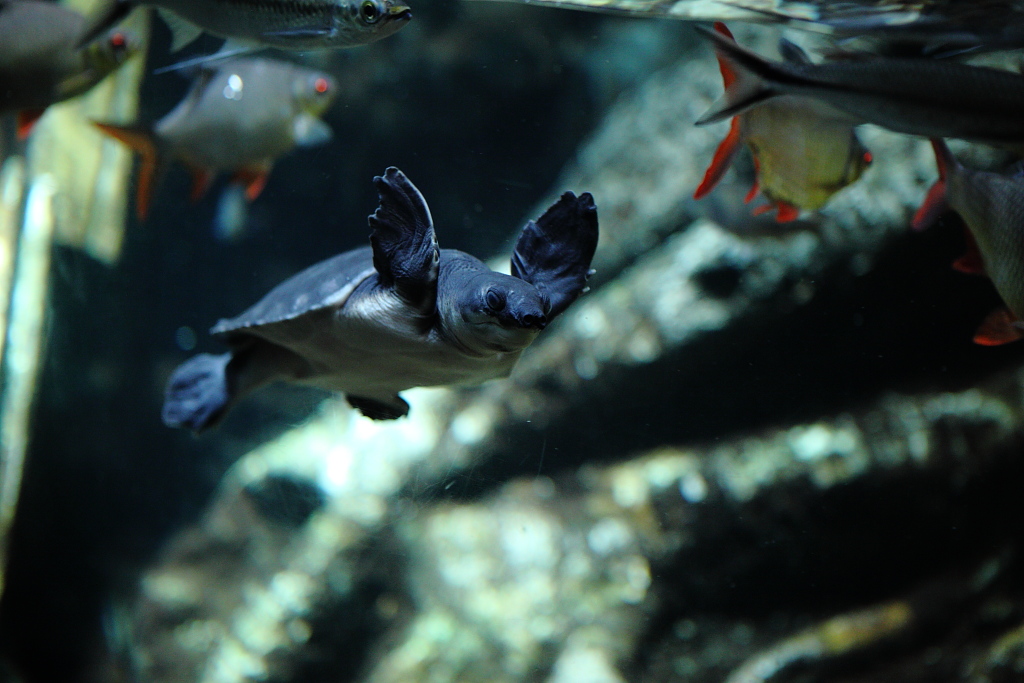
[485,288,506,312]
[360,0,380,23]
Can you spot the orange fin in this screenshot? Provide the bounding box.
[188,167,214,202]
[94,122,160,220]
[953,228,985,275]
[712,22,738,87]
[974,307,1024,346]
[17,109,45,140]
[694,116,743,199]
[232,166,271,201]
[774,202,799,222]
[912,138,953,231]
[744,157,761,204]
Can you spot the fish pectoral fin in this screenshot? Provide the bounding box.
[292,113,333,147]
[974,307,1024,346]
[16,109,46,140]
[158,9,203,52]
[261,26,334,39]
[346,394,410,420]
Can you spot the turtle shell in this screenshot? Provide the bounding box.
[210,247,377,337]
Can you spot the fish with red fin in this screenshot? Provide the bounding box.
[94,57,338,222]
[81,0,411,52]
[694,23,872,223]
[694,23,1024,147]
[914,139,1024,345]
[0,0,140,139]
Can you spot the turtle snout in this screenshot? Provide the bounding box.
[520,313,547,330]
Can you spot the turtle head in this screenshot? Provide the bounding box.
[454,271,548,355]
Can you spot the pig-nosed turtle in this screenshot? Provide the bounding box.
[162,166,599,432]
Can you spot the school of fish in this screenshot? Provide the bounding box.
[4,0,1024,434]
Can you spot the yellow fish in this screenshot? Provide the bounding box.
[695,23,871,222]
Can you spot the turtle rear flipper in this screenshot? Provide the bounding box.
[347,394,410,420]
[162,352,233,433]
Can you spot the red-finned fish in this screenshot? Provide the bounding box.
[913,138,1024,345]
[94,58,338,220]
[694,23,872,222]
[0,0,140,139]
[81,0,411,52]
[694,23,1024,146]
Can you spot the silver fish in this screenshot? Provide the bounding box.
[914,139,1024,345]
[84,0,411,51]
[0,0,140,137]
[94,57,338,219]
[695,24,1024,146]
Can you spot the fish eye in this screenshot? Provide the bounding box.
[360,0,380,22]
[313,77,330,94]
[485,288,506,312]
[863,151,873,164]
[109,32,127,50]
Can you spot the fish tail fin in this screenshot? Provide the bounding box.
[93,121,163,221]
[911,138,954,231]
[162,352,234,433]
[694,23,779,126]
[76,0,135,48]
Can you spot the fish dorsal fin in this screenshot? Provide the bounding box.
[292,114,333,147]
[368,167,439,321]
[778,38,811,64]
[511,191,599,319]
[158,9,203,52]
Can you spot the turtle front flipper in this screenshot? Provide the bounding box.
[368,167,440,323]
[511,191,599,319]
[346,394,410,420]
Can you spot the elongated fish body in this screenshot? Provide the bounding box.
[916,139,1024,344]
[155,0,410,49]
[95,58,337,218]
[0,0,138,132]
[695,24,870,222]
[86,0,410,51]
[696,25,1024,145]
